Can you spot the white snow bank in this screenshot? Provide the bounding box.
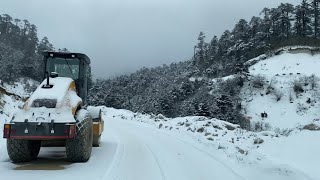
[189,77,205,82]
[102,107,274,159]
[256,131,320,179]
[211,74,235,83]
[249,52,320,78]
[0,93,24,161]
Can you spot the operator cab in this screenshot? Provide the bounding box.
[43,51,91,105]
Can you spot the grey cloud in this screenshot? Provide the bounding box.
[0,0,300,78]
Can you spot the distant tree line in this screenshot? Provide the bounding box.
[88,0,320,126]
[193,0,320,78]
[0,14,68,82]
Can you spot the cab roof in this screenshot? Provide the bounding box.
[43,51,90,64]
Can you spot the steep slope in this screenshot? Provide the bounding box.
[238,48,320,180]
[242,48,320,130]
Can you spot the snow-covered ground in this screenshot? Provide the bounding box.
[1,78,38,98]
[242,51,320,130]
[101,108,320,180]
[0,103,319,179]
[0,48,320,180]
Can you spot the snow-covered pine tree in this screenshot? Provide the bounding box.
[278,3,295,38]
[194,32,208,69]
[309,0,320,38]
[294,0,313,37]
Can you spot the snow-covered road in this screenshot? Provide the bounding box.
[1,108,318,180]
[103,118,243,180]
[0,114,242,180]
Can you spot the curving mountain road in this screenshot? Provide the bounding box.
[0,113,243,180]
[100,118,243,180]
[1,109,317,180]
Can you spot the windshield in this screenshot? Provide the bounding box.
[47,57,80,80]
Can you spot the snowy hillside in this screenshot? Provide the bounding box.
[242,48,320,131]
[0,88,24,171]
[0,78,38,99]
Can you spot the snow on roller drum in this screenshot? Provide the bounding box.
[0,47,320,180]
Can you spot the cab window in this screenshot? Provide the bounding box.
[47,57,80,80]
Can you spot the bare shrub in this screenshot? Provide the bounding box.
[296,103,308,115]
[197,127,205,133]
[251,121,271,132]
[282,128,294,136]
[253,138,264,144]
[274,128,294,136]
[311,91,320,102]
[266,77,277,95]
[241,103,248,114]
[309,74,319,89]
[251,74,266,89]
[292,80,304,95]
[288,89,294,102]
[225,124,236,130]
[273,89,284,101]
[240,115,251,130]
[299,75,309,86]
[236,147,248,155]
[207,137,214,141]
[0,94,3,110]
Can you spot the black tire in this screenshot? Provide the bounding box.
[66,111,93,162]
[30,140,41,160]
[93,135,101,147]
[7,139,41,163]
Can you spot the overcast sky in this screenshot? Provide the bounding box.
[0,0,300,79]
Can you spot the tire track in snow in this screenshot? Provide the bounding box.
[100,119,165,180]
[174,136,247,180]
[124,119,247,180]
[97,128,125,180]
[101,117,246,180]
[144,144,167,180]
[158,130,247,180]
[261,158,315,180]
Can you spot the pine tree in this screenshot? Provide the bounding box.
[269,7,282,38]
[195,32,207,67]
[37,37,54,54]
[295,1,313,37]
[233,19,250,42]
[60,48,69,52]
[232,19,250,62]
[310,0,320,38]
[249,16,263,50]
[218,30,232,57]
[260,8,272,42]
[208,36,218,59]
[278,3,295,38]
